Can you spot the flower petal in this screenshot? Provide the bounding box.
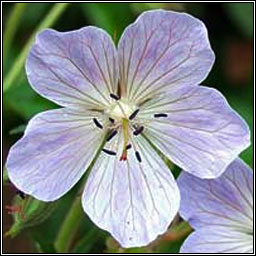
[177,158,253,233]
[82,132,180,248]
[6,108,104,201]
[180,227,253,253]
[118,10,214,101]
[141,86,250,178]
[26,27,118,109]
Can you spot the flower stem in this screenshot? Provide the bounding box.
[54,135,108,253]
[54,196,83,253]
[3,3,27,67]
[3,3,70,93]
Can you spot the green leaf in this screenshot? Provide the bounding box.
[4,76,57,120]
[19,3,51,28]
[3,3,70,93]
[81,3,134,44]
[3,3,27,67]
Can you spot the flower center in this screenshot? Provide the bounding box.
[95,94,168,162]
[106,98,136,121]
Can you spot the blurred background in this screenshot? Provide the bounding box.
[3,2,253,253]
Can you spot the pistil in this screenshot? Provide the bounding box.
[120,118,129,161]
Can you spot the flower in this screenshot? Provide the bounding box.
[177,158,253,253]
[6,10,250,247]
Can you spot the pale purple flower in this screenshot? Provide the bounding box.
[6,10,250,247]
[178,158,253,253]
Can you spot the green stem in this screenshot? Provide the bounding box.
[54,135,108,253]
[71,227,99,253]
[54,196,83,253]
[3,3,27,66]
[3,3,70,93]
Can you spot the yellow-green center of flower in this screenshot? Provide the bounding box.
[106,98,136,121]
[104,98,138,161]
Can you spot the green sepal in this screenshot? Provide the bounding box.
[6,195,59,238]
